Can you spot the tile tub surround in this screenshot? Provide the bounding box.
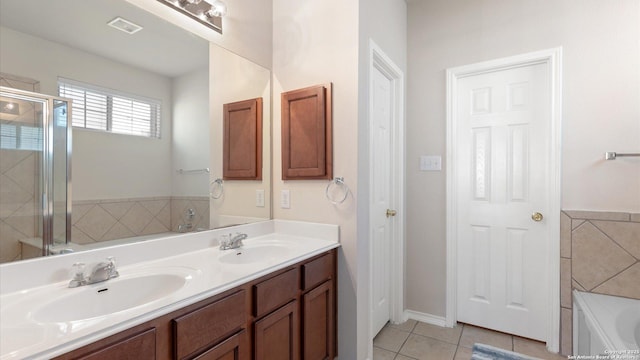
[0,149,40,264]
[2,196,211,263]
[0,220,339,359]
[72,196,209,245]
[559,210,640,355]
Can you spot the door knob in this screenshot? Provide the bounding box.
[386,209,397,218]
[531,212,544,222]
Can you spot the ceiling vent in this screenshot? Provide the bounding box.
[107,17,143,35]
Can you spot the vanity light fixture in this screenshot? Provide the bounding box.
[107,17,143,35]
[157,0,226,34]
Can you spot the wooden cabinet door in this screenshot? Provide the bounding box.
[223,98,263,180]
[281,84,332,180]
[302,281,334,360]
[254,301,299,360]
[194,330,248,360]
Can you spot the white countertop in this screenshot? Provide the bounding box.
[0,220,339,360]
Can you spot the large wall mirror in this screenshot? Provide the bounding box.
[0,0,271,264]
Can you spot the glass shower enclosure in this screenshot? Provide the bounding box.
[0,86,71,263]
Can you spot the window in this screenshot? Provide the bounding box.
[58,78,161,138]
[0,123,43,151]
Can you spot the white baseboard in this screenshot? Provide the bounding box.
[404,310,448,327]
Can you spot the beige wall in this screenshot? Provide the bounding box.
[172,67,210,198]
[272,0,360,358]
[209,45,271,225]
[273,0,406,358]
[0,26,174,201]
[358,0,407,357]
[406,0,640,316]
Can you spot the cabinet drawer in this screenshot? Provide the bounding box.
[173,290,246,360]
[302,253,333,291]
[253,268,299,318]
[77,328,156,360]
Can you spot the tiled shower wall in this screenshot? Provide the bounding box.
[2,194,210,263]
[559,210,640,355]
[71,196,209,245]
[0,149,39,263]
[0,74,41,263]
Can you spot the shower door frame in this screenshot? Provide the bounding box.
[0,86,72,256]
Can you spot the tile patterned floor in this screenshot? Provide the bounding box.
[373,321,567,360]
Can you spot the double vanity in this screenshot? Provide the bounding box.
[0,220,339,360]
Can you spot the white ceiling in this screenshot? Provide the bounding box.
[0,0,209,78]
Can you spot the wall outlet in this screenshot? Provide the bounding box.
[256,189,265,207]
[280,189,291,209]
[420,155,442,171]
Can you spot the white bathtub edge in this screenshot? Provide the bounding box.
[573,290,640,355]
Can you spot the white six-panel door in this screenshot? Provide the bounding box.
[455,62,550,341]
[371,63,393,336]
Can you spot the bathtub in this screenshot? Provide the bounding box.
[573,290,640,359]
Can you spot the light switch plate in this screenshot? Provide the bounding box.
[280,189,291,209]
[420,155,442,171]
[256,189,265,207]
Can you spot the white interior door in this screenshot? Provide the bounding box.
[371,61,394,336]
[455,62,550,341]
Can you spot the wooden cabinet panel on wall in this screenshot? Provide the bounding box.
[281,84,333,180]
[223,98,263,180]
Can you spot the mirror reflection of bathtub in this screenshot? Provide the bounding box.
[19,214,270,258]
[573,290,640,358]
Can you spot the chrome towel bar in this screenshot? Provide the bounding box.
[177,168,210,174]
[604,152,640,160]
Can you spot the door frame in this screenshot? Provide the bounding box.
[368,39,405,336]
[445,47,562,352]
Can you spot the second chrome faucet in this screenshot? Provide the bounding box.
[219,232,247,250]
[69,256,119,288]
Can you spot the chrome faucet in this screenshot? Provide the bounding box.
[219,232,247,250]
[69,256,119,288]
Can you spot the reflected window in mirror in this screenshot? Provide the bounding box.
[58,78,161,139]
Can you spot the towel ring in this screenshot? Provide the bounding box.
[210,178,224,199]
[325,177,350,205]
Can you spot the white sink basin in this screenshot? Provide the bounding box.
[218,241,296,265]
[31,271,194,323]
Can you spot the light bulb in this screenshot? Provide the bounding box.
[207,0,227,17]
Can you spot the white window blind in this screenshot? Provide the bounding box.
[0,123,43,151]
[58,78,161,138]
